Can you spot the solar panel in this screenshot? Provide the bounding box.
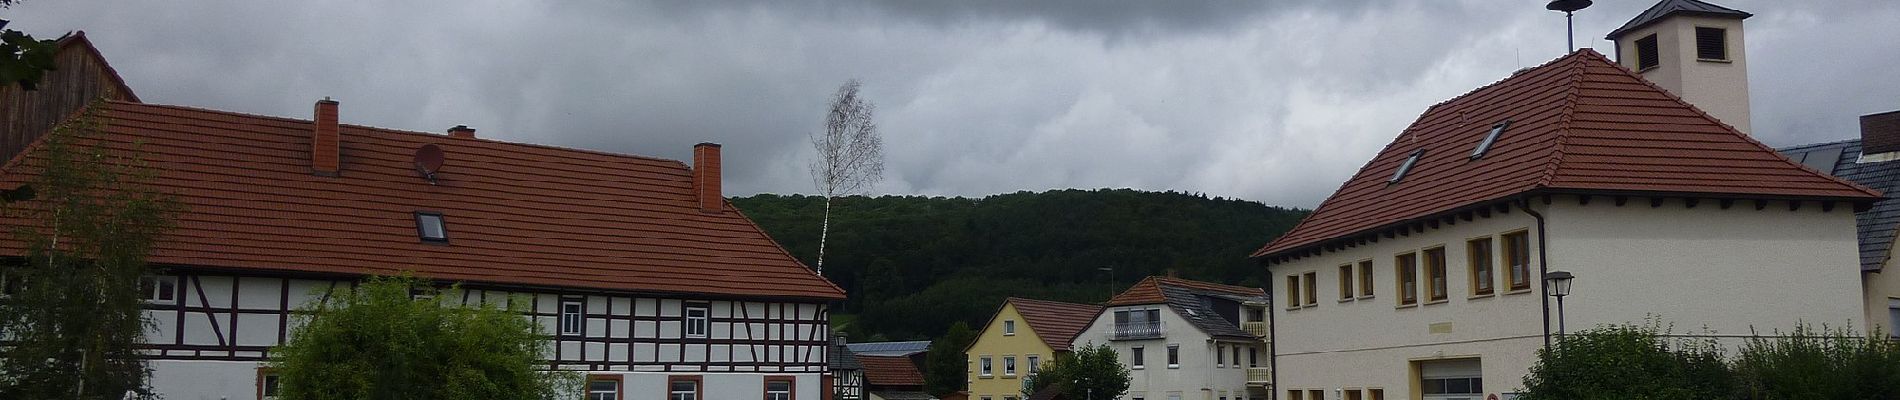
[1800,147,1844,173]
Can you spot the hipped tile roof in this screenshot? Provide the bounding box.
[1007,297,1103,351]
[857,355,926,387]
[0,101,845,300]
[1106,276,1266,340]
[1107,276,1264,306]
[1606,0,1752,40]
[1253,50,1880,260]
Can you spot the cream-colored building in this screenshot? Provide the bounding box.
[1074,276,1272,400]
[1778,112,1900,338]
[1251,3,1881,399]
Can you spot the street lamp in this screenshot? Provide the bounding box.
[1544,270,1575,338]
[1098,266,1115,301]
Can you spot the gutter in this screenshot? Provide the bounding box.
[1517,197,1553,351]
[1266,271,1279,400]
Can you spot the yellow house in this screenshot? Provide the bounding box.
[964,297,1103,400]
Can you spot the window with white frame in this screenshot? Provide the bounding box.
[765,377,793,400]
[586,377,619,400]
[1166,344,1180,368]
[685,304,709,338]
[559,300,583,336]
[1004,355,1017,376]
[1131,346,1145,368]
[980,356,993,376]
[1028,355,1041,374]
[258,371,281,400]
[1004,320,1016,335]
[1889,298,1899,338]
[140,275,177,304]
[667,377,700,400]
[1216,344,1225,367]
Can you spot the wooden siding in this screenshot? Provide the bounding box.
[0,35,139,164]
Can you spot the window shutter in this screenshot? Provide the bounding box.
[1696,27,1727,60]
[1636,34,1661,70]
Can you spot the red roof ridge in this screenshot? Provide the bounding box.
[1533,51,1596,189]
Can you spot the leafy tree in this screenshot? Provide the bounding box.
[808,79,884,276]
[1027,343,1129,399]
[270,277,578,400]
[1519,322,1732,400]
[1731,325,1900,399]
[924,321,977,397]
[1,1,62,90]
[0,107,179,399]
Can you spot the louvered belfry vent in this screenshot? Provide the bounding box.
[1696,27,1727,60]
[1636,34,1661,70]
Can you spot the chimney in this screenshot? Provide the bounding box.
[1862,111,1900,155]
[447,125,476,138]
[1606,0,1753,134]
[312,98,340,176]
[693,143,723,213]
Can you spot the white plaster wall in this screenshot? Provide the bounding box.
[1273,209,1545,398]
[1077,305,1266,400]
[149,360,263,400]
[1865,264,1900,337]
[1615,15,1752,134]
[1544,198,1863,336]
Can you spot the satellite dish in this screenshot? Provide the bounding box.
[414,144,445,184]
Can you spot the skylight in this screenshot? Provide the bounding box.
[415,212,447,242]
[1390,149,1425,184]
[1471,120,1511,160]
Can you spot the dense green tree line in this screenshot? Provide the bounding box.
[731,188,1307,340]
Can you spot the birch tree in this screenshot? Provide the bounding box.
[809,79,883,275]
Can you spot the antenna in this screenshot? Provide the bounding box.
[1547,0,1593,52]
[413,144,445,185]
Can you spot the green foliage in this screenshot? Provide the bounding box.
[0,16,60,90]
[1520,323,1733,400]
[924,321,977,396]
[0,107,179,399]
[269,277,577,400]
[1731,325,1900,399]
[1027,343,1130,399]
[732,189,1306,339]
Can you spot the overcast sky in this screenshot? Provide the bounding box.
[6,0,1896,207]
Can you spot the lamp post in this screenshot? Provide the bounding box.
[1544,270,1575,339]
[1098,266,1115,301]
[1546,0,1594,52]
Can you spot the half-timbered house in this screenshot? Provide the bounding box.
[0,36,845,400]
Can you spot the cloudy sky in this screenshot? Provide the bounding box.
[6,0,1897,207]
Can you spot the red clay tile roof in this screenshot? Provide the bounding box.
[1253,50,1880,260]
[0,101,845,300]
[1107,276,1264,306]
[1007,297,1104,351]
[856,355,925,387]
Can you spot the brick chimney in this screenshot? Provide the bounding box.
[1861,111,1900,155]
[312,98,340,176]
[693,143,723,213]
[447,125,476,138]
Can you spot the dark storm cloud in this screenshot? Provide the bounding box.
[4,0,1896,207]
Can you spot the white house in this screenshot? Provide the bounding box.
[0,36,845,400]
[1250,2,1883,399]
[1777,113,1900,339]
[1075,276,1272,400]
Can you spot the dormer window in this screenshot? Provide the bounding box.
[1390,149,1425,184]
[414,212,447,243]
[1695,27,1727,61]
[1636,34,1660,71]
[1471,121,1510,160]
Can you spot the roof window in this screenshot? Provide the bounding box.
[415,212,447,243]
[1471,120,1511,160]
[1390,149,1425,184]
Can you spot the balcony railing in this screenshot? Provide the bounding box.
[1241,321,1269,338]
[1110,321,1165,340]
[1247,367,1273,386]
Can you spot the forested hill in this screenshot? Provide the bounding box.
[730,189,1308,341]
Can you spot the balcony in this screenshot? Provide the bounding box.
[1247,367,1273,386]
[1110,321,1165,340]
[1241,321,1269,338]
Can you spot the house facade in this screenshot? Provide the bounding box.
[965,297,1101,400]
[1252,3,1880,399]
[1777,111,1900,338]
[0,38,844,400]
[1074,276,1271,400]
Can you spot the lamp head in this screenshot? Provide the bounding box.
[1546,0,1592,12]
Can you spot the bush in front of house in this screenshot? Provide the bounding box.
[1519,321,1900,399]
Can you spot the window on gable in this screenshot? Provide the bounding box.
[1390,149,1425,184]
[1004,355,1017,376]
[559,300,583,336]
[980,356,994,376]
[1636,34,1661,71]
[685,304,709,338]
[1028,355,1041,374]
[1471,120,1510,160]
[415,212,447,243]
[140,275,178,304]
[1696,27,1728,61]
[1004,320,1016,335]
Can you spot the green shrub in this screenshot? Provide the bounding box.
[1519,323,1733,400]
[1731,325,1900,399]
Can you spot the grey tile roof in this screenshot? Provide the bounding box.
[1159,285,1267,341]
[1606,0,1752,40]
[845,340,932,357]
[829,342,863,370]
[1778,139,1898,272]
